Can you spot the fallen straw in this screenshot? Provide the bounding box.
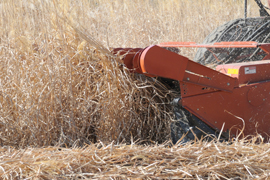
[0,138,269,179]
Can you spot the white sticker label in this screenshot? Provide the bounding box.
[245,66,256,74]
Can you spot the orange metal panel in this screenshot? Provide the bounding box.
[159,42,270,57]
[137,45,238,91]
[113,46,239,92]
[181,81,270,139]
[213,41,258,47]
[139,45,189,80]
[132,49,144,74]
[260,44,270,60]
[180,82,217,97]
[111,48,142,72]
[184,60,238,92]
[121,48,142,71]
[216,60,270,84]
[159,41,259,48]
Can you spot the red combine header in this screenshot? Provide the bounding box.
[112,41,270,143]
[111,0,270,143]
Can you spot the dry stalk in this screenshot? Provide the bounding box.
[0,137,269,179]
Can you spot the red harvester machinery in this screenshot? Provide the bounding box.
[113,0,270,143]
[112,42,270,143]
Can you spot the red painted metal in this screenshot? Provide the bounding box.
[112,41,270,140]
[180,82,217,97]
[159,42,270,59]
[216,60,270,84]
[111,48,142,72]
[259,44,270,60]
[136,45,238,91]
[159,41,258,48]
[139,45,189,80]
[181,81,270,139]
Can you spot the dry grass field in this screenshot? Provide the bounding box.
[0,0,270,179]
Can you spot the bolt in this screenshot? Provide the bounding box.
[263,99,265,101]
[197,108,199,111]
[215,121,217,124]
[249,100,251,103]
[187,78,190,81]
[227,83,230,86]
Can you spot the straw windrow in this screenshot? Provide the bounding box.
[0,138,270,179]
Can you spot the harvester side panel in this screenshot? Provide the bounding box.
[182,81,270,138]
[216,60,270,84]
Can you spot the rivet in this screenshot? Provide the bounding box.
[197,108,199,111]
[227,83,230,86]
[187,78,190,81]
[215,121,217,124]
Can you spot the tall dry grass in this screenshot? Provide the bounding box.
[0,0,267,148]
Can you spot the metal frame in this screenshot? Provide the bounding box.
[112,41,270,140]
